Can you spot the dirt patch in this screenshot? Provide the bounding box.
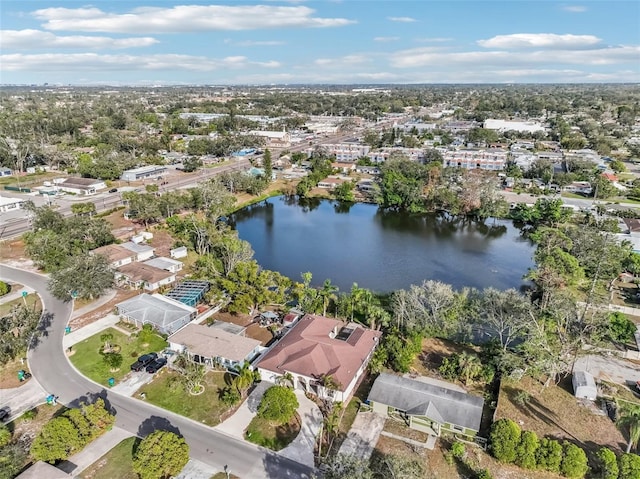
[207,311,273,345]
[496,375,627,454]
[148,228,177,260]
[413,337,477,375]
[0,358,32,389]
[0,240,38,272]
[69,289,139,330]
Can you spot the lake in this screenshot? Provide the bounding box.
[230,196,535,293]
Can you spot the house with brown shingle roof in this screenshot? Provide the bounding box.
[168,323,262,369]
[256,314,382,402]
[116,262,176,291]
[92,243,136,268]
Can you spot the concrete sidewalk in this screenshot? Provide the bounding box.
[215,380,271,438]
[278,391,322,468]
[63,314,120,349]
[71,289,117,319]
[0,285,35,303]
[0,378,48,422]
[175,459,220,479]
[59,426,132,476]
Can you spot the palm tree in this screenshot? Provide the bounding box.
[276,372,295,389]
[232,362,255,395]
[458,352,482,386]
[617,400,640,453]
[319,279,339,317]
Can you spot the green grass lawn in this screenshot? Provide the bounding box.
[245,413,301,451]
[69,327,167,386]
[138,371,233,426]
[0,294,41,317]
[80,436,138,479]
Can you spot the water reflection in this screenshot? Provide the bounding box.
[232,196,534,292]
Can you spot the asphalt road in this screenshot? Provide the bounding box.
[0,265,312,479]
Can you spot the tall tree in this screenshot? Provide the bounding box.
[263,148,272,183]
[133,430,189,479]
[48,253,114,301]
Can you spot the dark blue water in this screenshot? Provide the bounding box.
[230,196,534,292]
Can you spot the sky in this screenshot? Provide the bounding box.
[1,0,639,85]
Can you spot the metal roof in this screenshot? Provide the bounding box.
[368,373,484,431]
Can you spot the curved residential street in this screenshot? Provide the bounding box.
[0,265,312,479]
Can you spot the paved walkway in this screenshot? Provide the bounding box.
[338,410,386,461]
[380,430,436,450]
[278,391,323,468]
[71,289,117,319]
[0,378,48,422]
[58,426,132,476]
[174,459,220,479]
[574,354,640,385]
[63,314,120,349]
[215,381,271,438]
[111,370,155,397]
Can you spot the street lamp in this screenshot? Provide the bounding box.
[224,465,230,479]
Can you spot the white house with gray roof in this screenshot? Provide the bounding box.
[367,372,484,439]
[120,241,155,261]
[116,293,196,335]
[143,256,183,273]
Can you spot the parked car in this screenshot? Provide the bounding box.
[108,188,118,193]
[146,357,167,374]
[0,407,10,422]
[131,353,158,372]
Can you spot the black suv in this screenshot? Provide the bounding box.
[146,357,167,374]
[131,353,158,372]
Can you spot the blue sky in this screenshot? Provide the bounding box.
[1,1,639,85]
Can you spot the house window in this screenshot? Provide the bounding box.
[452,425,464,433]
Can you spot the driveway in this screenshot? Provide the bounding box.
[215,380,271,438]
[338,410,386,461]
[574,354,640,385]
[0,378,47,422]
[0,265,313,479]
[278,391,323,468]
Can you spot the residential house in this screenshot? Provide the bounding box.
[0,168,12,177]
[116,293,197,335]
[143,257,183,273]
[120,241,155,261]
[55,177,106,195]
[116,263,176,291]
[168,323,262,369]
[91,244,136,268]
[563,181,593,195]
[367,373,484,439]
[317,177,346,189]
[257,314,382,403]
[331,162,356,174]
[318,144,371,162]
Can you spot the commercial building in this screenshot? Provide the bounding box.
[443,149,508,171]
[120,165,168,182]
[483,119,545,134]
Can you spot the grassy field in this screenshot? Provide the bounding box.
[0,357,33,389]
[245,413,301,451]
[0,294,41,317]
[80,437,138,479]
[138,371,234,426]
[69,327,167,386]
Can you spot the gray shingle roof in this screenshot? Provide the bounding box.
[368,373,484,431]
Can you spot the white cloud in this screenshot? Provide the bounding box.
[32,5,355,33]
[374,36,399,42]
[562,5,587,12]
[224,39,286,46]
[0,29,158,50]
[0,53,281,71]
[387,16,416,23]
[390,45,640,68]
[477,33,601,49]
[314,54,369,67]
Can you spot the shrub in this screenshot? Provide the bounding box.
[0,281,10,296]
[560,442,589,479]
[220,387,241,406]
[132,430,189,479]
[451,441,466,459]
[515,430,539,470]
[489,418,521,463]
[21,408,37,421]
[477,469,494,479]
[536,438,563,473]
[257,386,299,424]
[608,312,636,343]
[514,390,530,406]
[619,453,640,479]
[0,425,11,448]
[595,448,619,479]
